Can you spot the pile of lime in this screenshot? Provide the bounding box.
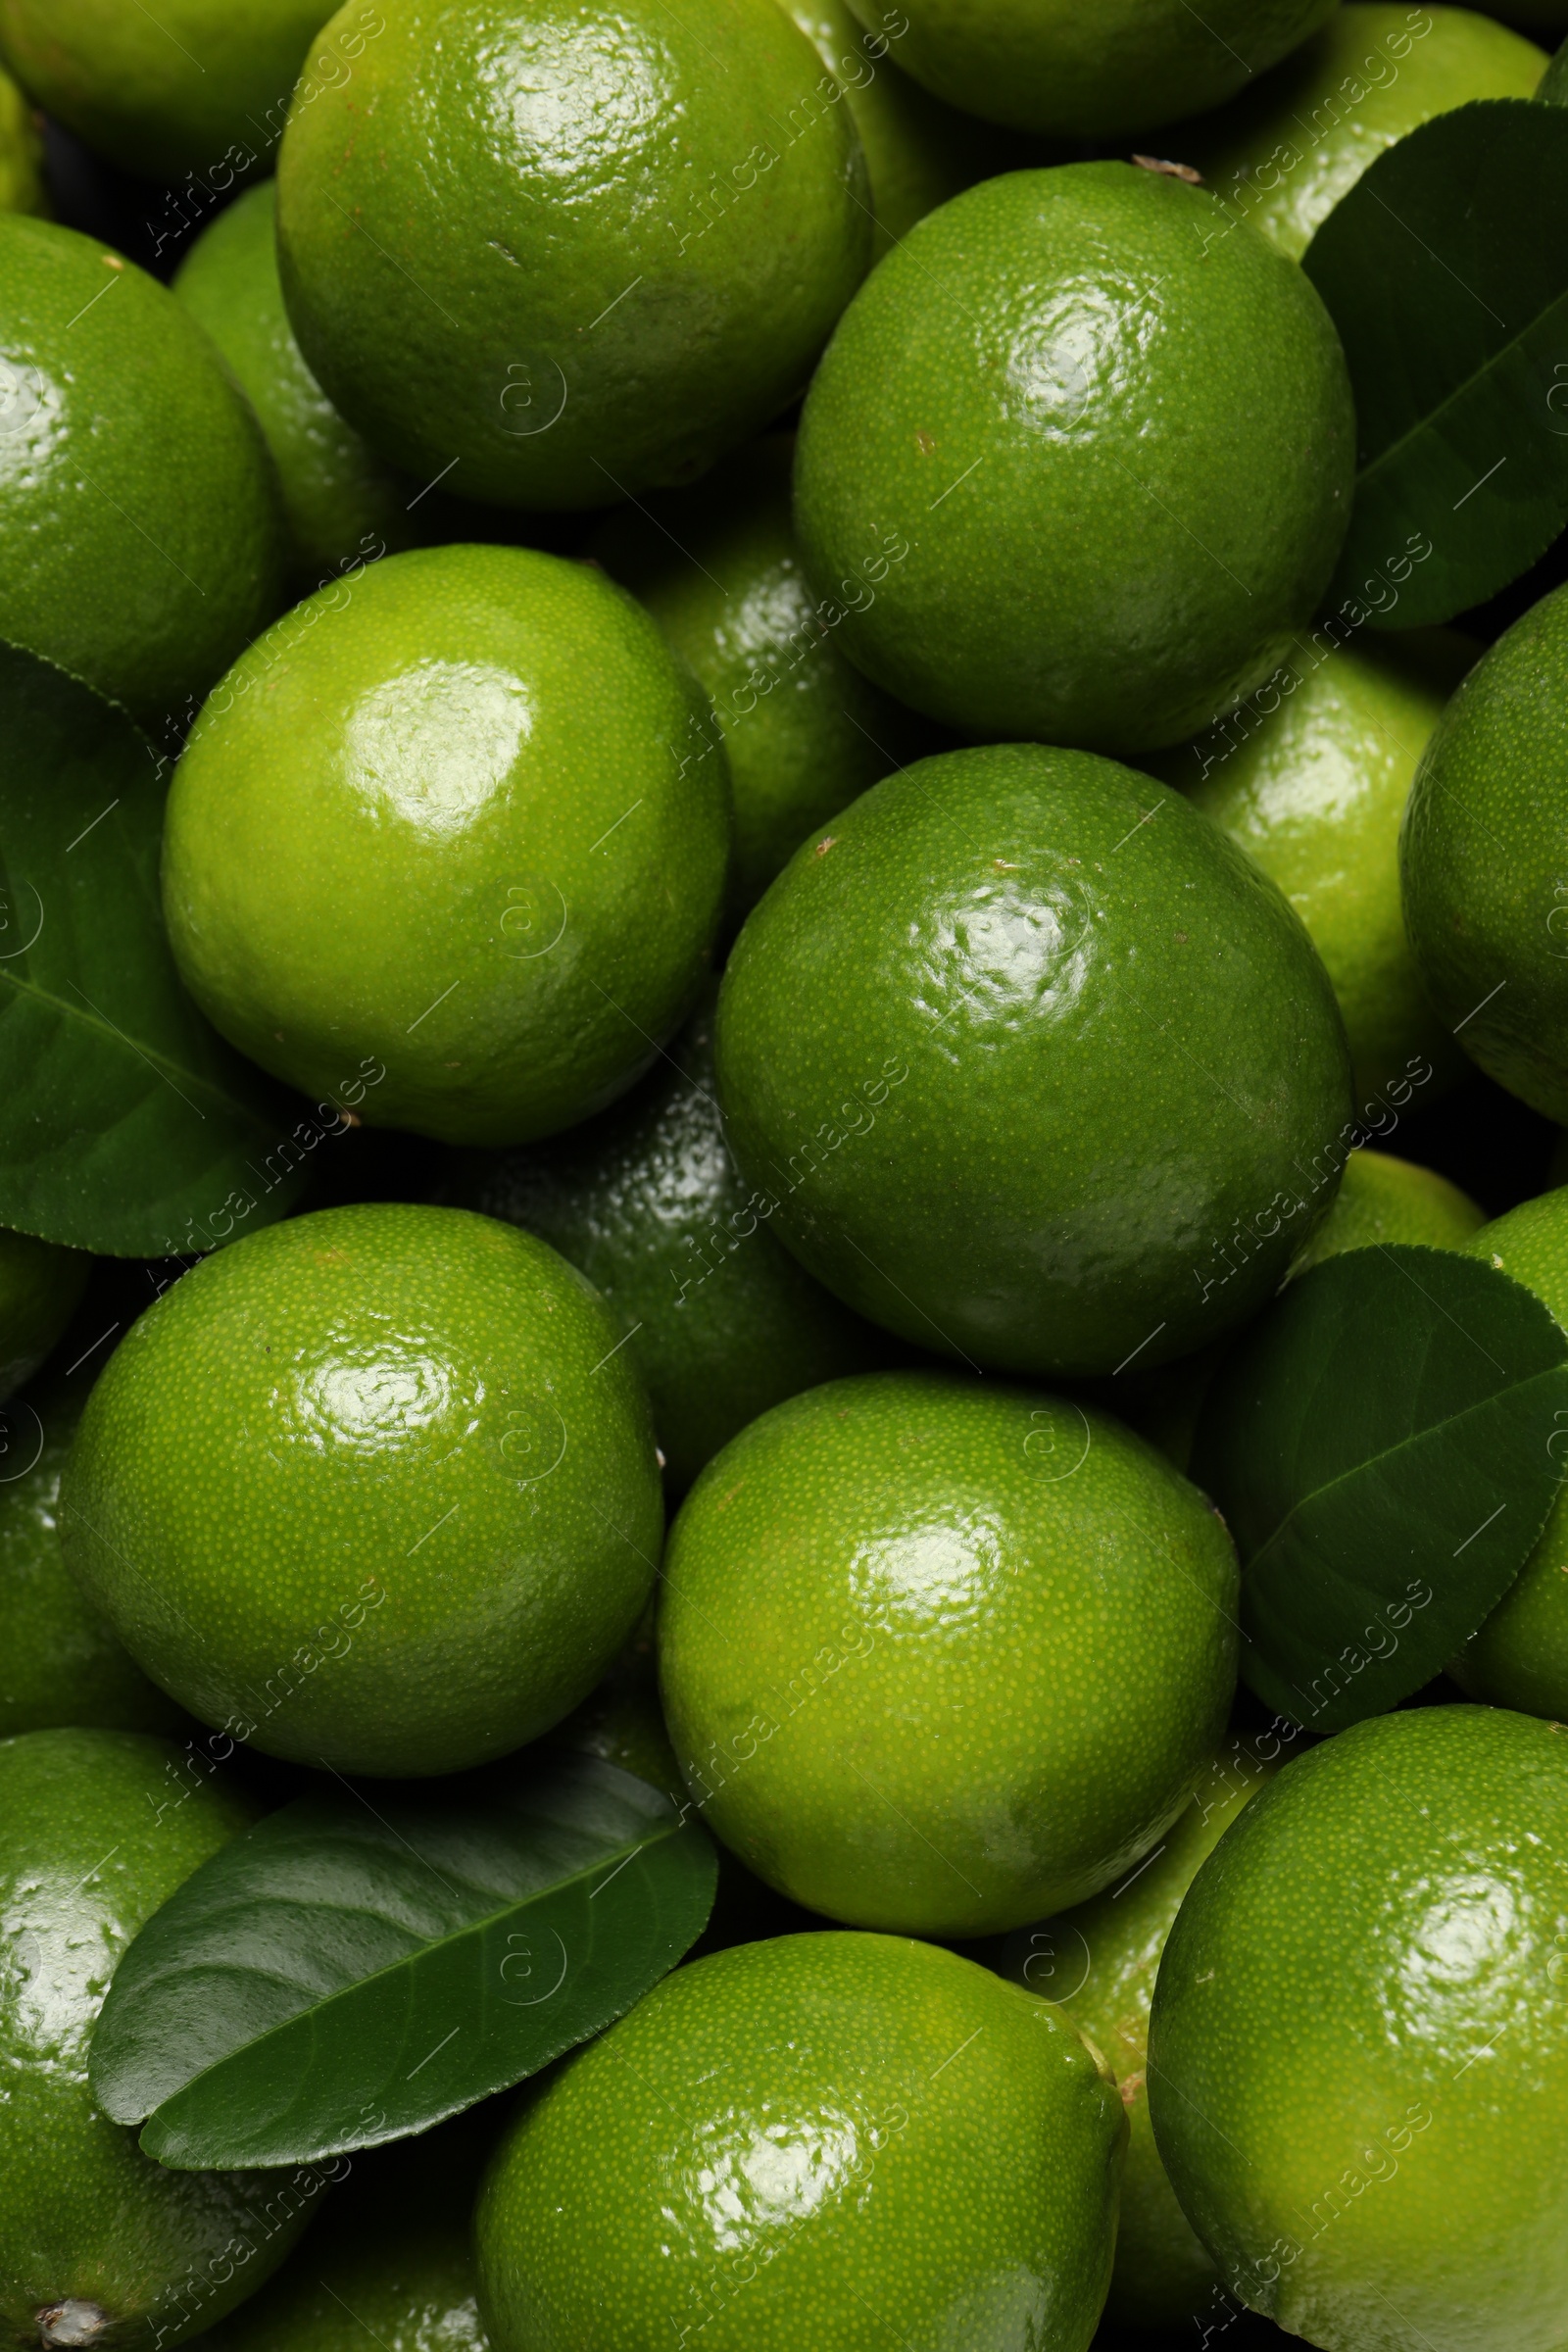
[2,4,1567,2349]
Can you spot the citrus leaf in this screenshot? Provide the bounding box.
[0,639,310,1256]
[1302,99,1568,628]
[89,1754,716,2169]
[1191,1245,1568,1733]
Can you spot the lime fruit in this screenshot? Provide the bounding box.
[0,1375,185,1740]
[1290,1148,1485,1278]
[592,438,925,921]
[1178,5,1547,260]
[162,543,730,1149]
[1401,579,1568,1120]
[1148,1705,1568,2351]
[0,0,337,180]
[0,218,285,734]
[0,1728,315,2352]
[714,744,1352,1377]
[794,163,1354,752]
[838,0,1337,135]
[476,1932,1126,2352]
[996,1741,1278,2334]
[0,63,44,217]
[0,1229,86,1402]
[172,180,414,588]
[1153,636,1469,1111]
[446,988,892,1494]
[59,1204,662,1777]
[275,0,871,511]
[1448,1188,1568,1715]
[660,1373,1239,1936]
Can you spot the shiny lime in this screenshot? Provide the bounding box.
[715,744,1352,1377]
[1149,1706,1568,2351]
[0,218,285,734]
[660,1373,1239,1936]
[276,0,870,509]
[0,1229,86,1402]
[795,163,1353,751]
[476,1932,1126,2352]
[1290,1147,1485,1278]
[59,1204,662,1777]
[162,544,729,1148]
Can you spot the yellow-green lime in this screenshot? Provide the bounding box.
[0,63,43,216]
[1177,5,1547,260]
[162,544,730,1148]
[660,1373,1239,1936]
[276,0,871,509]
[0,1229,86,1402]
[0,1728,315,2352]
[475,1933,1126,2352]
[0,218,285,734]
[1290,1148,1485,1278]
[1148,1706,1568,2351]
[59,1205,662,1777]
[794,163,1354,751]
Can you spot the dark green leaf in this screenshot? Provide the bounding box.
[90,1754,715,2169]
[0,640,308,1255]
[1191,1245,1568,1733]
[1302,100,1568,628]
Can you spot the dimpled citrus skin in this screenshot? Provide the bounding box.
[0,1730,314,2352]
[173,182,416,586]
[276,0,870,512]
[996,1743,1278,2333]
[1401,582,1568,1121]
[714,745,1353,1378]
[660,1374,1239,1936]
[1148,1707,1568,2352]
[1177,6,1546,260]
[162,544,730,1149]
[1289,1148,1484,1279]
[1155,638,1468,1110]
[475,1933,1126,2352]
[1450,1191,1568,1715]
[0,1229,87,1402]
[794,165,1354,753]
[839,0,1336,135]
[446,991,892,1495]
[0,0,335,180]
[592,439,926,920]
[0,218,285,735]
[58,1205,662,1778]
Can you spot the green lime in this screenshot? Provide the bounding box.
[162,543,730,1149]
[1289,1148,1485,1278]
[1178,5,1547,259]
[660,1373,1239,1936]
[0,1728,315,2352]
[1401,580,1568,1121]
[0,0,337,180]
[0,63,44,216]
[996,1741,1279,2333]
[275,0,871,510]
[0,1375,184,1740]
[446,988,892,1494]
[0,1229,86,1402]
[172,180,414,588]
[591,438,927,920]
[59,1204,662,1777]
[475,1932,1125,2352]
[794,163,1354,751]
[714,744,1352,1378]
[1154,636,1470,1110]
[0,218,285,734]
[1448,1189,1568,1714]
[1148,1705,1568,2349]
[839,0,1336,134]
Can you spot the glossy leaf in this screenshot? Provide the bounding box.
[0,640,308,1255]
[90,1754,716,2169]
[1191,1245,1568,1733]
[1303,100,1568,627]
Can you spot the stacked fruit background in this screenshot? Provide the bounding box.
[1,1,1567,2349]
